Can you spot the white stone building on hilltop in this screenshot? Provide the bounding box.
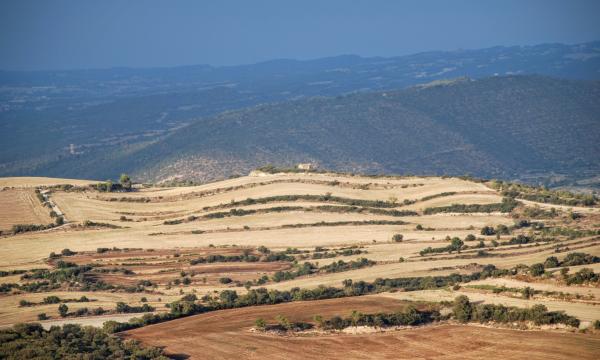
[297,163,315,171]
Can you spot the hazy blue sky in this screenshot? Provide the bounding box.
[1,0,599,71]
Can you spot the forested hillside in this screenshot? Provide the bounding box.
[2,41,600,186]
[120,76,600,184]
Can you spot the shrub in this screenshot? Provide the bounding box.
[58,304,68,317]
[480,226,496,236]
[255,318,266,330]
[43,296,61,304]
[530,263,545,277]
[19,300,33,307]
[392,234,404,242]
[60,248,76,256]
[544,256,559,269]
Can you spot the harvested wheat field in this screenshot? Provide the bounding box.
[1,170,599,359]
[0,188,52,231]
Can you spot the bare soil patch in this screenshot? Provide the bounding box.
[125,296,600,359]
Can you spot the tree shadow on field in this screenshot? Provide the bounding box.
[167,353,190,360]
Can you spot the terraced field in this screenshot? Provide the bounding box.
[0,171,599,358]
[0,188,52,232]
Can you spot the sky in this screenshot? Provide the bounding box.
[1,0,599,71]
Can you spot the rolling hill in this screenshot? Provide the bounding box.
[109,75,600,185]
[2,41,600,185]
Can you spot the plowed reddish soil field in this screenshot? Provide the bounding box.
[124,295,600,359]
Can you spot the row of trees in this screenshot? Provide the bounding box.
[0,323,167,359]
[102,265,511,333]
[424,197,519,214]
[452,295,579,327]
[95,174,133,192]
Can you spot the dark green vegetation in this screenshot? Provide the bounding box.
[0,323,167,359]
[203,194,402,209]
[258,295,580,332]
[490,180,599,206]
[563,268,599,285]
[451,295,579,327]
[2,259,160,294]
[258,306,440,332]
[423,198,519,215]
[164,204,416,225]
[102,264,513,333]
[3,69,600,187]
[316,306,440,330]
[104,76,600,185]
[270,258,376,283]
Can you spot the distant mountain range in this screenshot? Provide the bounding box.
[1,41,599,187]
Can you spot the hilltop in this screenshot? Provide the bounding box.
[115,76,600,185]
[2,41,600,186]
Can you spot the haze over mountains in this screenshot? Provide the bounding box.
[1,41,599,187]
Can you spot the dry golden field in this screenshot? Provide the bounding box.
[1,172,599,359]
[0,188,52,231]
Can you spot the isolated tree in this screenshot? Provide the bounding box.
[119,174,132,191]
[530,263,545,277]
[392,234,403,243]
[480,226,496,236]
[58,304,68,317]
[450,237,464,252]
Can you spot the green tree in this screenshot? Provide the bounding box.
[452,295,472,323]
[119,174,132,191]
[544,256,559,269]
[450,237,464,252]
[58,304,68,317]
[530,263,545,277]
[314,315,324,329]
[392,234,403,242]
[480,226,496,236]
[350,310,362,327]
[522,286,535,299]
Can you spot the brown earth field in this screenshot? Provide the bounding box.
[124,295,600,360]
